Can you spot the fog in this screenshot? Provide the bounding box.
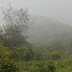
[1,1,72,71]
[0,0,72,25]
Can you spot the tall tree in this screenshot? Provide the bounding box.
[0,4,30,49]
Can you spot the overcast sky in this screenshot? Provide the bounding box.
[0,0,72,25]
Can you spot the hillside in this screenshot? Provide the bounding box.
[27,16,72,43]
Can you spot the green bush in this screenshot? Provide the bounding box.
[12,46,33,61]
[29,66,39,72]
[34,62,43,67]
[39,66,48,72]
[46,60,56,72]
[51,51,61,60]
[29,62,48,72]
[29,66,48,72]
[0,44,11,59]
[0,58,19,72]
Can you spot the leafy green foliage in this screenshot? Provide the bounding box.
[0,44,11,59]
[46,60,56,72]
[0,44,19,72]
[0,58,19,72]
[51,51,61,60]
[28,61,56,72]
[36,52,42,61]
[29,67,40,72]
[12,46,34,61]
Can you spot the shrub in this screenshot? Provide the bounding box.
[29,61,56,72]
[34,62,43,67]
[29,62,48,72]
[29,67,39,72]
[51,51,61,61]
[46,60,56,72]
[39,66,48,72]
[0,58,19,72]
[0,44,11,59]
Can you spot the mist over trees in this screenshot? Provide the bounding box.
[0,4,34,72]
[0,2,72,72]
[0,4,30,50]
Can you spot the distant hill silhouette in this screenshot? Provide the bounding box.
[27,16,72,43]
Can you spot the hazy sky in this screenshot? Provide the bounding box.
[0,0,72,25]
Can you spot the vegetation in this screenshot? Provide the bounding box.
[0,4,29,50]
[0,4,72,72]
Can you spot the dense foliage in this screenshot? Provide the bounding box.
[0,44,19,72]
[0,58,19,72]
